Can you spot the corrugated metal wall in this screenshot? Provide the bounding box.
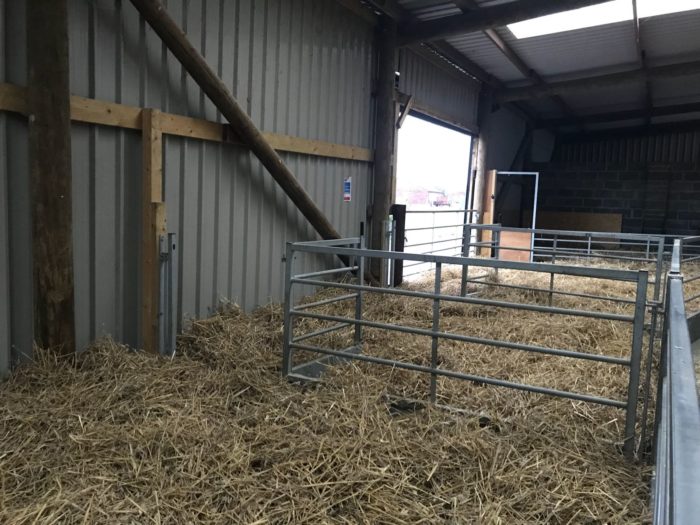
[2,0,375,357]
[555,129,700,165]
[398,47,480,132]
[484,106,527,171]
[0,0,10,377]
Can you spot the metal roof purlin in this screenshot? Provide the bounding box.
[632,0,653,126]
[346,0,536,124]
[451,0,578,123]
[397,0,612,46]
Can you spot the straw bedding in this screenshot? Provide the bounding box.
[0,269,652,524]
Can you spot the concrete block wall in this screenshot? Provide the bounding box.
[530,161,700,236]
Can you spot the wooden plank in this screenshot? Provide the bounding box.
[498,231,533,262]
[159,111,223,141]
[0,82,374,163]
[536,211,622,233]
[140,109,165,354]
[71,94,141,129]
[0,83,26,113]
[27,0,75,355]
[264,133,374,162]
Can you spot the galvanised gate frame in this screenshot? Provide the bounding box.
[652,239,700,524]
[282,237,651,459]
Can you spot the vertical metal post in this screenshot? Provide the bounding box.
[158,235,167,355]
[282,243,295,376]
[624,270,649,459]
[587,233,592,257]
[549,235,557,307]
[461,224,471,297]
[158,233,178,357]
[493,228,500,279]
[653,274,672,454]
[355,236,364,347]
[640,236,667,452]
[430,262,442,403]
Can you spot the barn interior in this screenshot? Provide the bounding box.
[1,0,699,523]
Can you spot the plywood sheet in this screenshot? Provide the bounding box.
[498,231,532,262]
[537,211,622,233]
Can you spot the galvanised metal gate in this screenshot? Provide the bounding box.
[282,237,652,459]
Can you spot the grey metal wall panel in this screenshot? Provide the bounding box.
[0,0,9,377]
[484,107,527,171]
[1,0,376,354]
[398,48,480,132]
[4,0,33,365]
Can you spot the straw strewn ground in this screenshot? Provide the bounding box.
[0,269,653,524]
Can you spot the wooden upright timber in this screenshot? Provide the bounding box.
[129,0,341,241]
[370,17,398,261]
[27,0,75,355]
[141,109,166,354]
[0,83,373,163]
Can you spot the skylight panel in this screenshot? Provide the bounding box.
[507,0,700,39]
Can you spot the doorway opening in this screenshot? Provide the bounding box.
[395,113,473,278]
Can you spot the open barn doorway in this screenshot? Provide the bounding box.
[395,114,473,278]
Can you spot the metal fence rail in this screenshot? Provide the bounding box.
[402,208,476,279]
[282,238,651,459]
[680,236,700,317]
[652,239,700,524]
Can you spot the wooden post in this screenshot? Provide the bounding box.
[129,0,341,242]
[27,0,75,354]
[370,16,397,271]
[141,109,166,354]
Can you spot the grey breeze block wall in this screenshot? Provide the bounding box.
[530,129,700,236]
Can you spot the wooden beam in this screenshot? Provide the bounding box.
[129,0,341,242]
[27,0,75,355]
[0,83,374,163]
[496,60,700,103]
[140,109,166,354]
[536,102,700,128]
[398,0,610,45]
[370,16,398,259]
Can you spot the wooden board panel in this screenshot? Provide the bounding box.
[0,82,374,163]
[498,231,532,262]
[141,109,165,354]
[537,211,622,233]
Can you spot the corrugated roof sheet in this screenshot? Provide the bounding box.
[396,1,700,123]
[445,31,525,82]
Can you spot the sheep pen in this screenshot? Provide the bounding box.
[0,265,655,524]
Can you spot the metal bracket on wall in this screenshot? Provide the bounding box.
[158,233,178,357]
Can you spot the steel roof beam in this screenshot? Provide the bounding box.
[398,0,611,46]
[495,60,700,103]
[632,0,653,125]
[536,102,700,128]
[452,0,578,120]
